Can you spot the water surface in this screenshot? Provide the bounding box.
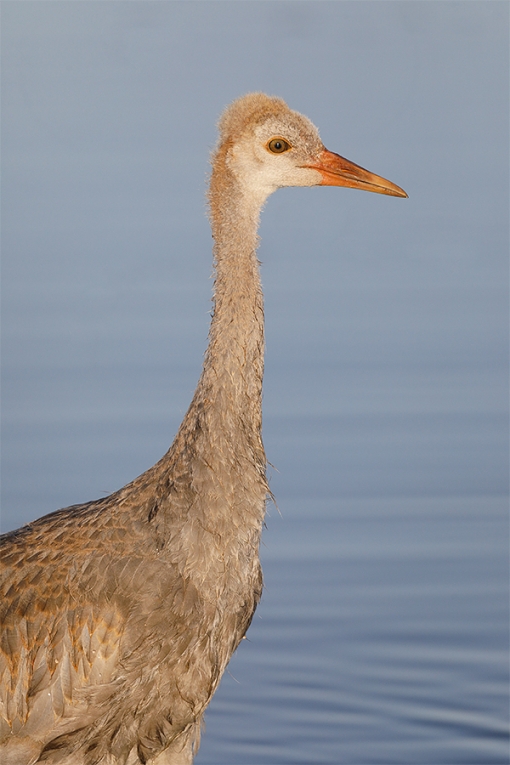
[196,492,508,764]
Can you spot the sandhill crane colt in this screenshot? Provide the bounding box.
[0,93,406,764]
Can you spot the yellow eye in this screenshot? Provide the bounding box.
[267,138,291,154]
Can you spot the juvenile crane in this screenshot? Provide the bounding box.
[0,93,406,764]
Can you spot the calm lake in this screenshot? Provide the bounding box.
[193,414,509,764]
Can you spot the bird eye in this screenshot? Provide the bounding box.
[267,138,291,154]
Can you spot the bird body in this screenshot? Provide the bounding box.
[0,93,406,764]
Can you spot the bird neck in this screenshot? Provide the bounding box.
[201,160,265,435]
[127,148,269,541]
[171,150,267,472]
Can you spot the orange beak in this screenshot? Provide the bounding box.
[306,148,407,198]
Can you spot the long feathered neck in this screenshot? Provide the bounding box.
[124,139,268,545]
[203,143,265,426]
[172,140,266,471]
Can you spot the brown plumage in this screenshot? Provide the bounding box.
[0,93,406,764]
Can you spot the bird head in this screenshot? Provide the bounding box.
[216,93,407,206]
